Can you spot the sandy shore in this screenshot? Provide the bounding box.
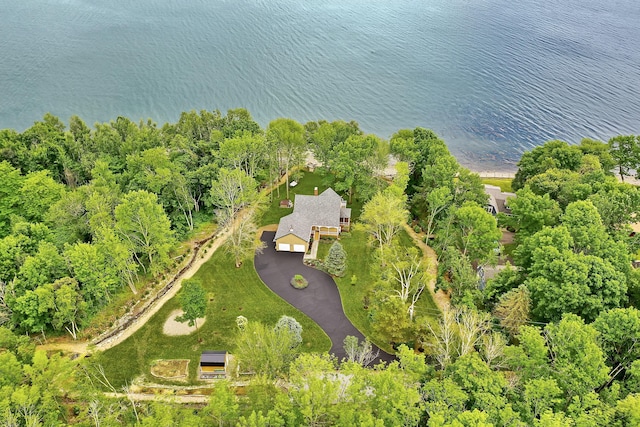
[474,171,516,178]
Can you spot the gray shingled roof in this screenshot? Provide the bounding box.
[274,188,349,242]
[484,185,516,214]
[200,351,226,365]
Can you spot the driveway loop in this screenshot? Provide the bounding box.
[255,231,394,363]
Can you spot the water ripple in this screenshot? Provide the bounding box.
[0,0,638,171]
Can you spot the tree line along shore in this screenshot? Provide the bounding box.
[1,110,640,425]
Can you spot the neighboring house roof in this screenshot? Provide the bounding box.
[484,185,516,215]
[274,188,349,242]
[200,351,226,366]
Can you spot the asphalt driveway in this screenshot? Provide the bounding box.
[255,231,393,363]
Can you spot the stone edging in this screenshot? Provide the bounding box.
[91,228,222,348]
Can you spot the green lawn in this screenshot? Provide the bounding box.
[96,169,436,387]
[95,250,331,389]
[481,178,514,193]
[322,229,439,354]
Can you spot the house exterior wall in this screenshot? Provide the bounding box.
[275,234,308,251]
[317,226,340,237]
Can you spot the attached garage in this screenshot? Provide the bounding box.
[278,243,291,251]
[275,233,308,252]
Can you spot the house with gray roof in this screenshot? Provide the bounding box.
[274,187,351,252]
[484,184,516,216]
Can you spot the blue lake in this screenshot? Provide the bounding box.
[1,0,639,170]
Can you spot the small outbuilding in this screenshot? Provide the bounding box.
[199,350,228,379]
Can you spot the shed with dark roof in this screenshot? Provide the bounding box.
[200,351,228,379]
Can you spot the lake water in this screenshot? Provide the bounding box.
[1,0,639,171]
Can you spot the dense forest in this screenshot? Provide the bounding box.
[1,110,640,425]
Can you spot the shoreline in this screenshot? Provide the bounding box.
[472,171,516,179]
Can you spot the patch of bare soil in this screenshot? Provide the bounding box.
[150,359,190,380]
[162,309,206,336]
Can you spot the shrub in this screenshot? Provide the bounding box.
[414,225,422,233]
[290,274,309,289]
[274,315,303,347]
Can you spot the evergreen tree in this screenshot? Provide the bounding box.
[325,241,347,277]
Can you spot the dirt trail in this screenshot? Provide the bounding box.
[92,210,252,351]
[104,392,210,404]
[402,223,450,313]
[38,175,290,356]
[36,342,91,356]
[36,221,235,355]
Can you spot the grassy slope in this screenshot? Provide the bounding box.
[264,169,439,352]
[97,249,331,389]
[326,229,438,353]
[481,178,513,193]
[98,170,440,386]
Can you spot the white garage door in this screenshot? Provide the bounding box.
[278,243,291,251]
[293,244,306,253]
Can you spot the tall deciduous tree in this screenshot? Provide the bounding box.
[328,134,388,202]
[593,307,640,383]
[505,186,561,240]
[19,170,66,223]
[513,140,584,190]
[342,336,379,366]
[114,190,174,274]
[235,319,300,379]
[224,210,265,268]
[14,241,67,295]
[65,242,117,308]
[209,168,258,226]
[388,246,429,320]
[0,161,24,237]
[51,277,86,340]
[94,226,139,294]
[525,249,626,322]
[359,188,409,261]
[420,186,453,239]
[176,279,207,330]
[608,135,639,182]
[452,202,501,266]
[203,381,239,427]
[267,118,305,200]
[85,159,121,234]
[218,131,267,179]
[589,182,640,233]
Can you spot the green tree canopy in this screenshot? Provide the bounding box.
[177,279,207,329]
[114,190,174,274]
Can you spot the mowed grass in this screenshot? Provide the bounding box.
[324,229,439,354]
[481,178,514,193]
[96,249,331,389]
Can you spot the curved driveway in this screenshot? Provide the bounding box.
[255,232,394,363]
